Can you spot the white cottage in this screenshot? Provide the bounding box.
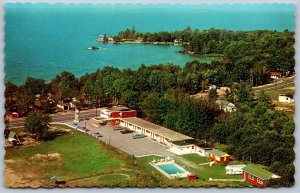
[170,139,213,156]
[225,165,246,175]
[278,94,294,103]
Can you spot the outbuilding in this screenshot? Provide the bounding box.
[57,102,70,111]
[119,117,192,148]
[270,71,282,79]
[243,164,280,187]
[209,148,230,164]
[215,100,236,113]
[225,165,246,175]
[278,94,294,103]
[170,139,213,156]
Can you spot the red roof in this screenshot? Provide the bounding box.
[271,72,282,75]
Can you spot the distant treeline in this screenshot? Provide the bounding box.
[116,27,295,81]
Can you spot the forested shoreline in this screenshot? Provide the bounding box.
[115,28,294,86]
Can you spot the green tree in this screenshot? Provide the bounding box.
[5,82,19,111]
[208,88,218,101]
[25,111,51,139]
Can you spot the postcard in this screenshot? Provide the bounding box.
[3,1,295,188]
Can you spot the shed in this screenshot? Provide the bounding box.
[57,102,70,111]
[209,148,230,164]
[270,71,282,79]
[278,94,294,103]
[225,165,246,175]
[187,174,198,180]
[215,100,236,113]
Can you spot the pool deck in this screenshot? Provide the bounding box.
[150,160,191,179]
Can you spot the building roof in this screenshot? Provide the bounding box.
[243,164,274,180]
[210,148,230,157]
[57,101,69,106]
[121,117,193,141]
[215,99,228,106]
[225,165,246,170]
[279,93,294,99]
[172,139,213,149]
[105,105,132,112]
[271,71,282,75]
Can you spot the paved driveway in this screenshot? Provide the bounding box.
[65,119,174,157]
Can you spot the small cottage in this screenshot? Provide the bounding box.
[278,94,294,103]
[57,102,70,111]
[209,148,230,164]
[270,71,282,79]
[215,100,236,113]
[225,165,246,175]
[243,164,280,187]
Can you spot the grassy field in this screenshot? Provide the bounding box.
[5,127,138,187]
[176,154,243,181]
[181,153,210,164]
[136,155,165,174]
[6,126,246,187]
[195,54,223,63]
[265,89,294,100]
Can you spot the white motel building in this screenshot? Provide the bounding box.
[119,117,213,156]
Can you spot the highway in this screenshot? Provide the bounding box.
[252,76,295,94]
[6,108,99,128]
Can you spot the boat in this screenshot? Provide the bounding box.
[86,46,100,50]
[86,46,107,50]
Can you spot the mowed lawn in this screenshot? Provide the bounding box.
[181,153,210,164]
[136,155,164,174]
[5,130,133,187]
[178,154,243,181]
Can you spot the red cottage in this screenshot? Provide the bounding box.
[270,71,282,79]
[242,164,280,187]
[208,148,230,164]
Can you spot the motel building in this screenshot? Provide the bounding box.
[170,139,213,156]
[99,105,137,119]
[119,117,213,156]
[209,148,231,164]
[242,164,281,187]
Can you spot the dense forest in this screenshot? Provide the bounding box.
[116,28,295,86]
[5,61,294,186]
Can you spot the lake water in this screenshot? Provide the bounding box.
[4,3,295,84]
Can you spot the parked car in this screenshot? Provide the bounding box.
[132,134,146,139]
[120,129,134,134]
[71,123,80,129]
[96,133,103,138]
[113,126,126,131]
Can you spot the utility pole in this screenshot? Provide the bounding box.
[108,133,111,145]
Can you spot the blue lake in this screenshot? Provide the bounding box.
[4,3,295,84]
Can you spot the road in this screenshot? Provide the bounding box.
[6,108,99,128]
[252,76,295,94]
[7,76,295,127]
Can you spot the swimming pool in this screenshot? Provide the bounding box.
[157,164,184,175]
[151,161,190,178]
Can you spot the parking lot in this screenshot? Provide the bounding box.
[66,119,174,157]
